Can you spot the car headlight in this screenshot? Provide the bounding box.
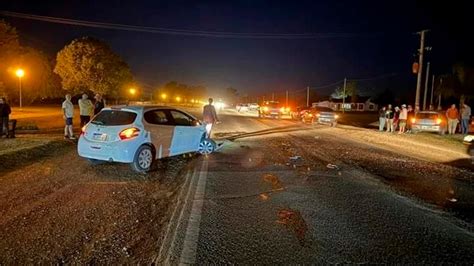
[263,107,269,112]
[411,118,416,124]
[334,114,339,119]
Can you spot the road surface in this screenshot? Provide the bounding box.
[1,108,473,263]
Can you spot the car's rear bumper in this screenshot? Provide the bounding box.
[77,136,138,163]
[317,118,337,124]
[412,124,443,132]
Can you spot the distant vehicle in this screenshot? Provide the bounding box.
[291,106,311,120]
[258,101,288,119]
[236,103,249,112]
[248,103,260,111]
[411,111,447,135]
[301,106,339,126]
[463,134,473,157]
[78,105,216,173]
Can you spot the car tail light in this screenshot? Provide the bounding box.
[285,107,291,112]
[411,118,416,124]
[263,107,269,112]
[119,127,140,140]
[335,114,339,119]
[308,113,313,117]
[436,118,442,124]
[280,107,285,112]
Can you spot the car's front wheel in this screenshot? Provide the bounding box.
[198,138,216,154]
[130,145,154,173]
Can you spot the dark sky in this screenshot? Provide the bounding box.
[1,0,472,100]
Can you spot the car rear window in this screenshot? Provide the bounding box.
[314,107,334,112]
[416,113,439,119]
[91,110,137,126]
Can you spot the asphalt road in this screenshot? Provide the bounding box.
[1,108,473,263]
[162,109,474,264]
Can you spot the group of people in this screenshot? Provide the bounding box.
[445,103,471,135]
[62,93,105,140]
[378,103,471,135]
[0,97,12,138]
[378,104,413,134]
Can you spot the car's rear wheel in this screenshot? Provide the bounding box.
[130,145,154,173]
[198,138,216,154]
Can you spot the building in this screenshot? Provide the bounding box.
[313,96,378,112]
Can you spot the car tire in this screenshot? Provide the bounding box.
[130,145,154,173]
[197,138,216,154]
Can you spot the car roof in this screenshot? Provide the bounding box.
[105,105,176,112]
[417,111,441,114]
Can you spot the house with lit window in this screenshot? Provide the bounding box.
[313,96,378,112]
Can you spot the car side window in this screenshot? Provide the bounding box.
[144,110,170,125]
[170,110,194,126]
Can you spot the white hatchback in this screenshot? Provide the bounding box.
[78,105,216,173]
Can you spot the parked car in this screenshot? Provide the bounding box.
[258,101,288,119]
[236,103,249,112]
[464,134,473,158]
[411,111,447,135]
[248,103,260,111]
[301,106,339,126]
[78,105,216,173]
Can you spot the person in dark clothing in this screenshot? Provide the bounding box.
[0,97,11,137]
[385,104,395,133]
[94,93,105,115]
[406,105,414,133]
[378,106,386,131]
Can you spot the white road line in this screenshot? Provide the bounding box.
[179,160,209,265]
[155,166,196,264]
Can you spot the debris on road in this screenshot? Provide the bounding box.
[263,173,284,190]
[259,193,269,201]
[326,163,339,170]
[276,208,308,245]
[289,156,301,160]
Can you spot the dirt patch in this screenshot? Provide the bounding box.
[0,146,194,263]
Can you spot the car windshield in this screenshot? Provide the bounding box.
[416,112,439,120]
[91,110,137,126]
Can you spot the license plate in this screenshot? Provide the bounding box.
[321,118,330,122]
[93,133,107,141]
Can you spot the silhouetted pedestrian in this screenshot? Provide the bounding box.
[0,98,11,138]
[94,93,105,115]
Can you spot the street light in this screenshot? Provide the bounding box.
[161,93,167,100]
[129,88,136,96]
[175,96,181,102]
[15,68,24,109]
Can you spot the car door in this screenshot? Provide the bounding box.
[169,110,205,154]
[142,109,175,159]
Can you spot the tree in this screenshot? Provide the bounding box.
[17,48,62,103]
[224,87,238,105]
[0,20,20,96]
[54,37,133,98]
[331,81,358,102]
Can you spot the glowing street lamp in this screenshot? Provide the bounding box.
[161,93,167,100]
[175,96,181,102]
[15,68,24,109]
[129,88,137,96]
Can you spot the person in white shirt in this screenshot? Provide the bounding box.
[78,94,94,127]
[398,104,408,134]
[62,94,75,139]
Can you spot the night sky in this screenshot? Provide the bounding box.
[1,0,472,101]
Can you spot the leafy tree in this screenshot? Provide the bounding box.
[331,81,358,102]
[54,37,133,97]
[0,20,20,96]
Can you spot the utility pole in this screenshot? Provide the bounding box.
[415,29,429,113]
[430,74,435,109]
[342,77,347,113]
[306,87,310,107]
[437,78,443,110]
[423,62,430,110]
[285,90,288,106]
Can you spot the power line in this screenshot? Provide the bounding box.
[1,10,367,39]
[350,72,399,82]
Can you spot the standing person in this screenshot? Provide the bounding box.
[446,104,460,135]
[385,104,394,133]
[94,93,105,115]
[461,103,471,135]
[78,94,94,127]
[406,105,414,133]
[0,98,11,138]
[399,104,408,134]
[62,94,75,140]
[378,106,386,131]
[202,97,219,138]
[393,106,400,132]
